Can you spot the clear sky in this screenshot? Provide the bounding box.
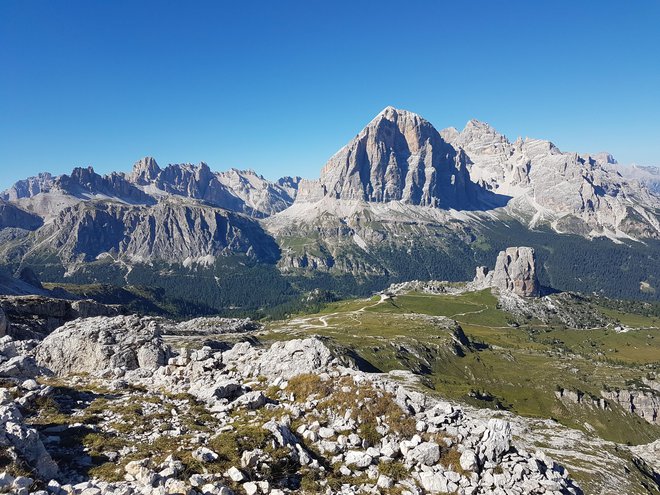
[1,0,659,190]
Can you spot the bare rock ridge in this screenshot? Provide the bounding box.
[128,156,161,184]
[32,200,280,265]
[299,106,478,208]
[2,158,300,219]
[1,172,54,202]
[2,107,658,239]
[0,199,43,230]
[57,166,156,205]
[441,118,660,237]
[617,164,660,195]
[473,247,540,297]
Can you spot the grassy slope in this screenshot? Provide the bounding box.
[265,289,660,447]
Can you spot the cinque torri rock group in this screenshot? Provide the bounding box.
[0,108,659,495]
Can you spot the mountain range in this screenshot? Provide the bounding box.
[1,107,659,314]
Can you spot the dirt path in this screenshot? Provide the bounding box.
[287,294,389,330]
[450,306,488,317]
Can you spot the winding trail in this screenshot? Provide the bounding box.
[450,307,488,318]
[288,294,389,330]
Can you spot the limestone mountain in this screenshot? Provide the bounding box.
[1,172,55,201]
[127,158,298,217]
[297,106,479,208]
[3,159,299,220]
[440,119,660,237]
[27,199,280,266]
[617,164,660,195]
[266,108,660,303]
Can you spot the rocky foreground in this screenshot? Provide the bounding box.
[0,314,586,495]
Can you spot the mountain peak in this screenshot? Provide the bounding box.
[315,107,476,207]
[371,106,426,126]
[130,156,161,184]
[464,119,493,131]
[456,119,510,147]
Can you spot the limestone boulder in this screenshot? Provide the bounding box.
[35,315,168,375]
[248,338,336,379]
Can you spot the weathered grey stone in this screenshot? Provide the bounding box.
[192,447,219,463]
[243,481,258,495]
[480,419,512,463]
[0,404,58,479]
[232,390,267,410]
[419,471,449,493]
[189,378,241,402]
[0,356,46,379]
[241,449,262,469]
[226,466,246,482]
[345,450,373,469]
[251,338,335,379]
[406,442,440,466]
[474,247,540,297]
[459,449,479,472]
[35,315,168,375]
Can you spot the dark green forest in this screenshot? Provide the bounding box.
[9,218,660,319]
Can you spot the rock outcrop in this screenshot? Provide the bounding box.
[479,418,512,464]
[0,307,7,337]
[473,246,540,297]
[35,315,168,375]
[0,295,124,340]
[0,402,59,479]
[0,335,47,379]
[245,338,336,379]
[2,335,586,494]
[601,387,659,425]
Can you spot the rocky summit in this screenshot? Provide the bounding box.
[303,107,478,208]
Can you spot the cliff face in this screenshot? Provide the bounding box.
[473,246,540,297]
[32,200,280,265]
[0,200,43,230]
[601,384,660,425]
[311,107,477,208]
[442,120,660,237]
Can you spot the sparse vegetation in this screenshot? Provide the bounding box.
[264,289,660,446]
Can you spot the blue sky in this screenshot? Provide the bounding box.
[1,0,659,189]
